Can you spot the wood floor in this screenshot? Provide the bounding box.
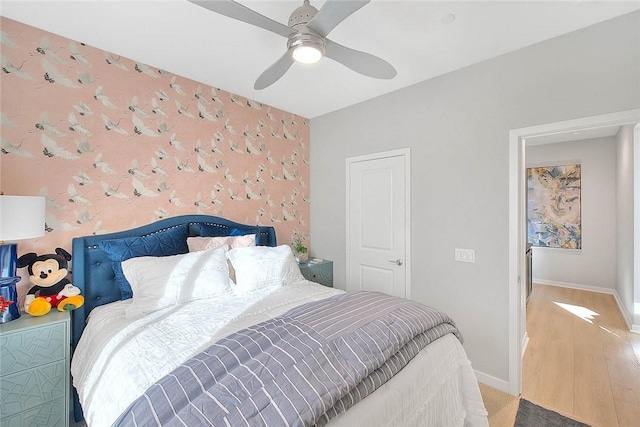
[522,284,640,427]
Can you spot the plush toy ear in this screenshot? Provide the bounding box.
[55,248,72,262]
[17,252,38,269]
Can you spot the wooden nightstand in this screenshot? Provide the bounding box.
[299,259,333,287]
[0,310,70,427]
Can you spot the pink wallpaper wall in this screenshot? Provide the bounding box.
[0,17,310,269]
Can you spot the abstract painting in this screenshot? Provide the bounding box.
[527,164,581,249]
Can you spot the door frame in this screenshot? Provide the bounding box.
[508,108,640,395]
[345,148,412,298]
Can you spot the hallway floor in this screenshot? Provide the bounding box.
[522,284,640,426]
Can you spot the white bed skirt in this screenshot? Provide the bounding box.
[328,333,488,427]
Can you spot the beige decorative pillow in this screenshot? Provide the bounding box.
[187,234,256,252]
[187,235,256,281]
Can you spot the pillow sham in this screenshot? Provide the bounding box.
[226,245,305,294]
[121,246,232,317]
[98,225,189,300]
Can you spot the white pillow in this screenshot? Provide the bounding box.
[121,245,232,317]
[187,234,256,252]
[226,245,306,294]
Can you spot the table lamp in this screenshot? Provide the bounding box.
[0,195,46,324]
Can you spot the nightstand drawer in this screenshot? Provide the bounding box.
[0,311,70,427]
[0,322,66,375]
[1,397,67,427]
[299,260,333,287]
[1,359,67,417]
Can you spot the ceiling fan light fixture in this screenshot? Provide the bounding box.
[292,44,323,64]
[288,30,325,64]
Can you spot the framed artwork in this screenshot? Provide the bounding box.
[527,164,581,249]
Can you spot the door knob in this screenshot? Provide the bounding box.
[388,259,403,266]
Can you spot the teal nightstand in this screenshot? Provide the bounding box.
[0,310,70,427]
[299,259,333,287]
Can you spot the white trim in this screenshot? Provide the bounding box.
[534,278,618,295]
[634,124,640,329]
[508,124,526,396]
[533,279,633,329]
[508,109,640,397]
[345,147,410,164]
[474,370,510,393]
[345,148,412,299]
[521,332,529,358]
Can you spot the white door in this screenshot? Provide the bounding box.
[346,149,410,298]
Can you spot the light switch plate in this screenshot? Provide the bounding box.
[455,248,475,263]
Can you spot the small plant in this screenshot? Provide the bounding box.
[293,234,307,254]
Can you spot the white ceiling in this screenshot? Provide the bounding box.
[2,1,639,119]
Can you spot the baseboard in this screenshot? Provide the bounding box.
[474,370,510,394]
[632,324,640,334]
[532,278,633,330]
[533,278,616,295]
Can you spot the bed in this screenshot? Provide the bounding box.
[70,215,488,426]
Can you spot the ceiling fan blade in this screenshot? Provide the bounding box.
[254,52,295,90]
[308,0,369,37]
[325,39,396,80]
[189,0,294,38]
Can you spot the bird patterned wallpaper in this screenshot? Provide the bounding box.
[0,17,310,268]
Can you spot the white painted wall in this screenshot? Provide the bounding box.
[615,125,635,326]
[310,11,640,383]
[526,137,617,289]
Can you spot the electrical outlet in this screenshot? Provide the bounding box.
[455,248,475,263]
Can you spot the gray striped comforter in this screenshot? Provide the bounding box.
[114,291,461,427]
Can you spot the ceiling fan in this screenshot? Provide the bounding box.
[189,0,397,90]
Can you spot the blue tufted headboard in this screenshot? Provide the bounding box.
[70,215,276,421]
[70,214,276,350]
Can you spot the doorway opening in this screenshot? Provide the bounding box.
[507,109,640,395]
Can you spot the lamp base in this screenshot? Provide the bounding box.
[0,243,18,278]
[0,244,21,323]
[0,277,21,324]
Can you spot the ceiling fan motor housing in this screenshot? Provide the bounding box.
[288,0,318,27]
[287,1,325,62]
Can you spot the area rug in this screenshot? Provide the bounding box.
[514,399,591,427]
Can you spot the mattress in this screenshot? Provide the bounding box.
[71,280,488,426]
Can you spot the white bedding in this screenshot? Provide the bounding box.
[71,280,488,427]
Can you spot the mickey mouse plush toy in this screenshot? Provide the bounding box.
[17,248,84,316]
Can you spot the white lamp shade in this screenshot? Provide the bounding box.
[0,195,46,241]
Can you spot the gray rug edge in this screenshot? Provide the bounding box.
[514,399,591,427]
